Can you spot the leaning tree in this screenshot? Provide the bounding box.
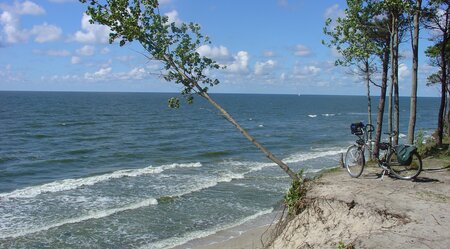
[79,0,299,181]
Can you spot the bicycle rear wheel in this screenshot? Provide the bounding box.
[344,145,365,178]
[387,151,422,180]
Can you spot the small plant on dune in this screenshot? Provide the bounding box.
[284,169,308,215]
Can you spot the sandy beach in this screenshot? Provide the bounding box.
[182,157,450,249]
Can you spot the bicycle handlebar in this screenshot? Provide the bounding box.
[365,124,375,133]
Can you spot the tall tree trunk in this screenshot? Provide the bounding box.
[438,83,445,147]
[408,0,421,145]
[389,12,400,145]
[388,15,395,144]
[365,59,373,160]
[374,48,390,156]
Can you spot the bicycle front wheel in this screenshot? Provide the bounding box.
[344,145,365,178]
[387,151,422,180]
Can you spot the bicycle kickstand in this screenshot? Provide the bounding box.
[380,169,389,181]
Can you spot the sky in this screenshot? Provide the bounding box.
[0,0,442,96]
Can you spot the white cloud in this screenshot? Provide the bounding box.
[71,56,81,64]
[84,67,112,80]
[227,51,249,74]
[263,50,275,57]
[72,13,111,43]
[293,44,311,57]
[30,22,62,42]
[197,45,230,60]
[0,2,62,44]
[76,45,95,56]
[48,0,76,3]
[165,10,182,25]
[0,11,28,43]
[254,60,276,75]
[81,66,148,81]
[304,65,321,74]
[158,0,172,5]
[34,49,70,56]
[324,4,345,20]
[0,64,22,82]
[0,1,45,17]
[399,63,410,81]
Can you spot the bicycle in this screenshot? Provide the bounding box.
[344,122,422,180]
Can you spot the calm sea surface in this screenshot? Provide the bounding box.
[0,92,439,248]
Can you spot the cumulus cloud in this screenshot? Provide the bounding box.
[81,66,148,81]
[254,60,276,75]
[0,1,62,44]
[165,10,182,25]
[30,22,62,42]
[2,0,46,15]
[76,45,95,56]
[197,45,230,60]
[84,67,112,80]
[227,51,249,74]
[72,13,111,43]
[292,64,322,79]
[0,11,28,43]
[293,44,311,57]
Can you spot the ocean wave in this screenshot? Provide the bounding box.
[143,208,274,249]
[0,198,158,239]
[0,162,202,199]
[308,114,317,118]
[321,113,335,117]
[284,147,347,164]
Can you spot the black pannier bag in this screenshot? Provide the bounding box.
[350,122,364,135]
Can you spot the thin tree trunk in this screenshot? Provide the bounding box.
[200,91,300,181]
[388,15,395,143]
[389,13,399,145]
[438,83,445,146]
[365,60,373,160]
[162,54,300,181]
[393,17,400,146]
[374,48,390,156]
[408,0,421,145]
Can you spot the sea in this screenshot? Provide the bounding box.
[0,92,439,248]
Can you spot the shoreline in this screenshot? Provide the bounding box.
[176,157,450,248]
[169,166,338,249]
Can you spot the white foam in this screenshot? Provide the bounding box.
[284,147,347,164]
[0,198,158,239]
[0,162,202,199]
[143,208,274,249]
[308,114,317,118]
[322,113,335,117]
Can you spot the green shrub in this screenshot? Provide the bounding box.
[284,169,308,215]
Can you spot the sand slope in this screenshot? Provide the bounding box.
[268,158,450,249]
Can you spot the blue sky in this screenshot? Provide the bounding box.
[0,0,441,96]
